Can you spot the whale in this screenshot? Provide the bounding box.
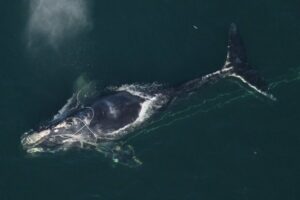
[21,24,275,167]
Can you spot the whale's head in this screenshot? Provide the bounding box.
[21,119,142,167]
[21,118,95,154]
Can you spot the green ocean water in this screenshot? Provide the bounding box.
[1,0,300,199]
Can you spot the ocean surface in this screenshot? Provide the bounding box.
[1,0,300,199]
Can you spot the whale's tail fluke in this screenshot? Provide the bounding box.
[223,23,276,100]
[174,23,276,101]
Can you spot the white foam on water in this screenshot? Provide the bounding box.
[101,84,168,138]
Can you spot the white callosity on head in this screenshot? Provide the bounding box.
[22,129,51,146]
[27,0,92,47]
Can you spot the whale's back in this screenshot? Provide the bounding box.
[90,91,145,132]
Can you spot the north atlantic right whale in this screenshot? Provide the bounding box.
[21,24,276,167]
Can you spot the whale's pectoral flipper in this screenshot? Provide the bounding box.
[96,142,142,167]
[223,23,276,100]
